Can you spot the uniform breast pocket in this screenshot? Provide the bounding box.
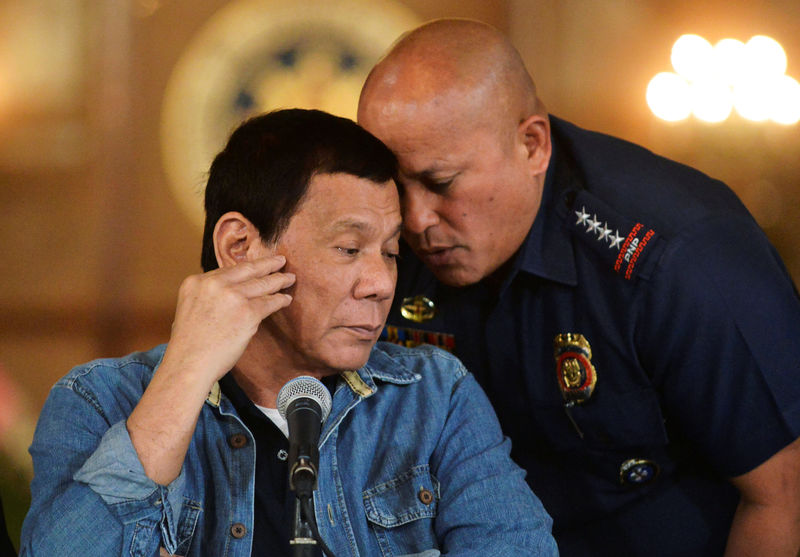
[534,387,669,450]
[533,387,673,493]
[362,465,440,557]
[571,388,668,449]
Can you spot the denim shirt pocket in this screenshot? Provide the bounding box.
[363,465,440,557]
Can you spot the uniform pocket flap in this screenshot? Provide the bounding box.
[363,465,439,528]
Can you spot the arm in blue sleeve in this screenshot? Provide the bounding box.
[20,380,187,556]
[640,214,800,476]
[431,367,559,556]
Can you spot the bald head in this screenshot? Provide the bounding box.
[357,19,552,287]
[359,18,544,132]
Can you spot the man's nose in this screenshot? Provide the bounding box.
[355,255,396,301]
[402,184,440,235]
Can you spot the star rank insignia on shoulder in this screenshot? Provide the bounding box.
[568,190,664,281]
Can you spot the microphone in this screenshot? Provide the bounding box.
[277,376,333,498]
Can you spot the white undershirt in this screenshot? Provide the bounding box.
[255,404,289,439]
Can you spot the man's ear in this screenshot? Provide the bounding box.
[213,211,269,268]
[518,113,552,177]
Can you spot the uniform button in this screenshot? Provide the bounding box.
[277,449,288,461]
[418,487,434,505]
[619,458,660,486]
[230,523,247,538]
[228,433,248,449]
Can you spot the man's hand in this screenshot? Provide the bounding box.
[163,255,295,385]
[127,255,295,485]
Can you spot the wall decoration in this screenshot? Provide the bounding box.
[160,0,419,227]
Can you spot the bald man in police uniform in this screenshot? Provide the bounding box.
[358,18,800,557]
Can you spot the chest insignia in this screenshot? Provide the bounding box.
[380,325,455,353]
[554,333,597,404]
[400,295,437,323]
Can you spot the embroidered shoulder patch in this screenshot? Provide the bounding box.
[569,191,662,281]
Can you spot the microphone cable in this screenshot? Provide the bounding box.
[300,494,337,557]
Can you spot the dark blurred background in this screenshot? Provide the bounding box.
[1,0,798,549]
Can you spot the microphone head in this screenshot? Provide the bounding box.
[277,376,333,422]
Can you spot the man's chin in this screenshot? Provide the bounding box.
[429,264,483,287]
[324,347,373,373]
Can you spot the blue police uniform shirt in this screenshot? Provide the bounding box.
[383,116,800,556]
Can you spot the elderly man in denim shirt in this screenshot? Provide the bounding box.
[20,109,557,557]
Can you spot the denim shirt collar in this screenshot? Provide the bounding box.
[205,343,423,447]
[205,343,422,404]
[353,344,424,389]
[323,345,422,447]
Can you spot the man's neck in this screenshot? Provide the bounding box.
[230,329,332,408]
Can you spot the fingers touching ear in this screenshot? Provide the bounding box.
[213,212,269,268]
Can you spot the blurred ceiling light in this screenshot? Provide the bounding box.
[733,81,773,122]
[646,71,692,121]
[690,79,733,123]
[671,34,713,82]
[712,38,745,83]
[770,75,800,125]
[743,35,787,78]
[649,33,798,124]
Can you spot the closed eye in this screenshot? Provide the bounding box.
[424,178,453,194]
[418,172,457,194]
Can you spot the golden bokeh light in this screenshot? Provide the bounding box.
[743,35,787,79]
[646,72,692,122]
[711,38,745,84]
[650,34,798,124]
[670,34,713,82]
[770,75,800,125]
[690,79,733,123]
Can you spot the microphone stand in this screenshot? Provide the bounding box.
[290,457,337,557]
[279,378,336,557]
[290,494,318,557]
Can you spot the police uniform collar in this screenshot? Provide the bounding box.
[512,132,579,287]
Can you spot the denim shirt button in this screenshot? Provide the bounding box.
[230,523,247,538]
[228,433,248,449]
[418,487,434,505]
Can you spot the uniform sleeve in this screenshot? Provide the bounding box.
[430,368,559,556]
[639,213,800,477]
[20,380,187,556]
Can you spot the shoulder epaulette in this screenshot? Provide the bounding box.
[567,190,664,281]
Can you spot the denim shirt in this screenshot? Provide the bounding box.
[20,342,557,556]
